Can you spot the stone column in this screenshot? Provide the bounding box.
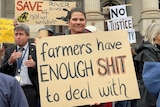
[85,0,101,13]
[142,0,159,11]
[0,0,4,17]
[84,0,105,31]
[128,0,142,31]
[0,0,1,16]
[139,0,160,36]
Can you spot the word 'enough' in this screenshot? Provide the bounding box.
[39,60,93,82]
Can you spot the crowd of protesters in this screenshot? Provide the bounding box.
[0,7,160,107]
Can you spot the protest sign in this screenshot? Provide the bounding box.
[36,30,140,107]
[107,5,136,43]
[0,18,14,43]
[107,17,133,31]
[128,29,136,43]
[15,0,76,25]
[109,5,127,20]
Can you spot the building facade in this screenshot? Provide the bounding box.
[0,0,160,39]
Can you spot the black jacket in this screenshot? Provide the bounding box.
[134,41,160,107]
[134,41,160,79]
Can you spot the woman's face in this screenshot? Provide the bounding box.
[68,12,86,34]
[154,32,160,45]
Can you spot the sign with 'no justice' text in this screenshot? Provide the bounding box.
[36,30,140,107]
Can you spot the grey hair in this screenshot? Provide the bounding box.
[143,23,160,45]
[14,24,30,36]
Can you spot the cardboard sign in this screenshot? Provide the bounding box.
[15,0,76,25]
[36,30,140,107]
[0,18,14,43]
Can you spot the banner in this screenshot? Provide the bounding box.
[36,30,140,107]
[15,0,76,25]
[0,18,14,43]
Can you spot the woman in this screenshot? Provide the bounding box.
[66,7,111,107]
[134,23,160,107]
[65,7,91,35]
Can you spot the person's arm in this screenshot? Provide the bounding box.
[1,48,21,75]
[142,49,159,62]
[13,18,18,27]
[0,48,14,74]
[10,78,29,107]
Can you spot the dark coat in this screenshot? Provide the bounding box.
[134,41,160,107]
[134,41,160,79]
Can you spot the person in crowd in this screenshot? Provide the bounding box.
[0,44,7,66]
[142,62,160,107]
[65,7,111,107]
[85,25,100,32]
[0,72,29,107]
[65,7,91,35]
[34,27,54,44]
[134,23,160,107]
[1,24,39,107]
[38,27,54,36]
[13,18,18,27]
[141,23,160,107]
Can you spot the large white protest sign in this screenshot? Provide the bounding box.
[36,30,140,107]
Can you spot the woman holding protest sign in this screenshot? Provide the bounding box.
[65,7,112,107]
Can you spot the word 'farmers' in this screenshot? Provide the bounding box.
[40,40,122,61]
[40,42,92,61]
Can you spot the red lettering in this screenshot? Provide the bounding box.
[24,1,30,11]
[16,1,23,11]
[37,2,43,11]
[16,1,43,11]
[97,56,126,76]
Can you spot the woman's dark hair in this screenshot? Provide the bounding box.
[68,7,86,21]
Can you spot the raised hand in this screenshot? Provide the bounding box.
[24,55,36,67]
[8,50,22,64]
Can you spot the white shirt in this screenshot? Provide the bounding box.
[17,43,32,86]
